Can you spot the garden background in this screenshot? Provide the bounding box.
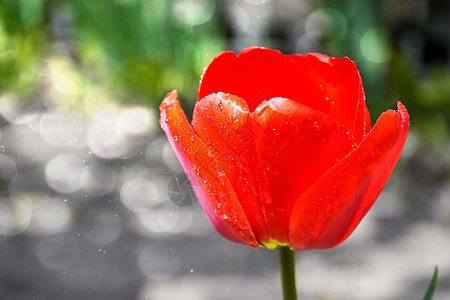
[0,0,449,299]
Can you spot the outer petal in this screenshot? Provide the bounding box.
[289,102,409,251]
[199,47,370,143]
[191,92,271,244]
[251,97,357,244]
[159,90,258,247]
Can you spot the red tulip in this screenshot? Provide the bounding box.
[159,47,409,251]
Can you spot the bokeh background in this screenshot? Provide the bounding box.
[0,0,449,299]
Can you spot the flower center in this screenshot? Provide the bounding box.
[262,239,290,250]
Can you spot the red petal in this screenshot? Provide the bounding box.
[251,97,357,244]
[159,90,258,247]
[199,48,370,144]
[288,53,371,144]
[198,47,318,112]
[289,102,409,251]
[191,92,272,244]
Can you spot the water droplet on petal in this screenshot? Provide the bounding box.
[264,196,272,204]
[214,204,226,218]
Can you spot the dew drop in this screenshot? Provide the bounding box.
[263,196,272,204]
[272,128,278,135]
[214,206,225,218]
[190,136,195,143]
[236,228,245,237]
[313,121,320,130]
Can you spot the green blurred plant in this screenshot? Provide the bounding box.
[0,0,48,96]
[390,53,450,146]
[68,0,223,105]
[0,0,224,108]
[320,0,450,147]
[423,266,439,300]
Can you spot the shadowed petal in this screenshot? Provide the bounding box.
[289,102,409,251]
[160,90,258,247]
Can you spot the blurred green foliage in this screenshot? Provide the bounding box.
[69,0,223,104]
[1,0,449,146]
[390,53,450,145]
[319,0,450,146]
[0,0,48,95]
[0,0,224,106]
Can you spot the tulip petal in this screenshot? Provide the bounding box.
[288,53,371,144]
[191,92,272,244]
[199,47,370,143]
[160,90,259,247]
[198,48,330,113]
[251,97,357,244]
[289,102,409,251]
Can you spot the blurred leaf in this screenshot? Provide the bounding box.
[423,266,439,300]
[65,0,223,106]
[0,0,224,108]
[0,0,47,96]
[389,52,450,146]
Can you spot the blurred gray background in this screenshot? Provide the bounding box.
[0,0,450,299]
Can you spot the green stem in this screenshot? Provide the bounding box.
[279,246,298,300]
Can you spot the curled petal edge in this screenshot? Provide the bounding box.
[160,90,259,248]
